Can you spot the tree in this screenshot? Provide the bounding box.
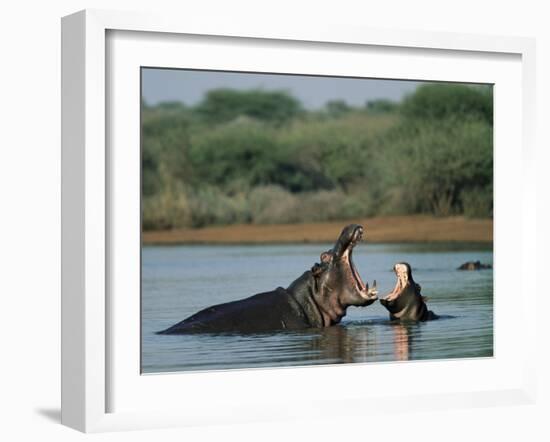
[195,88,302,124]
[325,100,352,117]
[401,83,493,124]
[366,99,398,114]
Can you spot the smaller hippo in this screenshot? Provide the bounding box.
[458,261,492,271]
[379,263,437,322]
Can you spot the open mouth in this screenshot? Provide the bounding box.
[394,265,409,295]
[382,264,409,302]
[344,226,377,301]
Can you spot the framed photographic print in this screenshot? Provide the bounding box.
[61,9,537,433]
[140,68,493,374]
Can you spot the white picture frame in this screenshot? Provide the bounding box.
[61,9,537,433]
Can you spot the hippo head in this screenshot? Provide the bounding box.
[310,224,378,325]
[380,262,420,313]
[380,262,423,318]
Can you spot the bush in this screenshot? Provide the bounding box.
[325,100,352,118]
[141,105,195,196]
[278,114,391,191]
[188,186,250,228]
[196,88,302,125]
[461,187,493,218]
[248,187,374,224]
[142,181,192,230]
[373,117,492,216]
[401,83,492,124]
[366,99,398,114]
[248,185,300,224]
[189,119,336,192]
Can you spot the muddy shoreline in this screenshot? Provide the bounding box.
[142,215,493,245]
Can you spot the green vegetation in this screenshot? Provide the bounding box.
[142,84,493,230]
[196,88,302,125]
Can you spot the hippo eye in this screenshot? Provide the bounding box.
[311,263,326,276]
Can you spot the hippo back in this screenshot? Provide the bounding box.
[157,287,312,334]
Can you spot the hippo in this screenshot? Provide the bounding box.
[458,260,492,270]
[157,224,378,334]
[379,262,437,321]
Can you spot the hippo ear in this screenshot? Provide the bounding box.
[311,263,324,276]
[320,252,333,263]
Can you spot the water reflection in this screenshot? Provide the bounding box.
[390,323,412,361]
[307,325,373,363]
[295,321,417,364]
[299,323,390,364]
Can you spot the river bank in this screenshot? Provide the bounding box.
[142,215,493,245]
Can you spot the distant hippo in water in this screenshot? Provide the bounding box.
[458,260,492,271]
[379,262,437,322]
[158,224,378,334]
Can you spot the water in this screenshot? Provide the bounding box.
[142,243,493,373]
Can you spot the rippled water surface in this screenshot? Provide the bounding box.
[142,243,493,373]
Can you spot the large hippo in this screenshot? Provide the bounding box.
[158,224,378,334]
[379,262,437,321]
